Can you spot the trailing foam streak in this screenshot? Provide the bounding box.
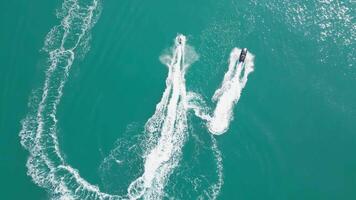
[188,48,254,135]
[127,34,194,199]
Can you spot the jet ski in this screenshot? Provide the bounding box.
[178,37,182,44]
[239,48,247,63]
[176,34,186,45]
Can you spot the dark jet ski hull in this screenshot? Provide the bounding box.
[239,48,247,62]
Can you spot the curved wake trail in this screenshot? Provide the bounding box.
[19,0,122,199]
[188,48,255,135]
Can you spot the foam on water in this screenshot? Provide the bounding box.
[19,0,122,199]
[19,0,255,197]
[100,35,235,199]
[187,48,254,135]
[127,34,199,199]
[209,48,254,134]
[200,136,224,200]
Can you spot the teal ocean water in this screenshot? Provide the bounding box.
[1,0,355,199]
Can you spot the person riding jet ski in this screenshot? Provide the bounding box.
[239,48,247,62]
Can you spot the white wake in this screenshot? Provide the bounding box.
[126,43,254,199]
[188,48,254,135]
[19,0,121,199]
[127,35,198,199]
[19,0,254,197]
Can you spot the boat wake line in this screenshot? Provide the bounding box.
[19,0,254,199]
[126,34,195,199]
[187,47,254,135]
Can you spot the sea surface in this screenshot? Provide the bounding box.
[0,0,355,199]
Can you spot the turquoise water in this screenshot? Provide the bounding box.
[0,0,355,199]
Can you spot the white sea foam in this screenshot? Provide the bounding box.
[20,2,254,196]
[195,135,224,200]
[19,0,120,199]
[127,34,199,200]
[187,48,254,135]
[208,136,224,199]
[21,23,209,199]
[126,40,254,199]
[186,48,254,198]
[208,48,254,134]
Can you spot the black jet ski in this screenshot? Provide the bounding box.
[178,35,182,44]
[178,37,182,44]
[239,48,247,62]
